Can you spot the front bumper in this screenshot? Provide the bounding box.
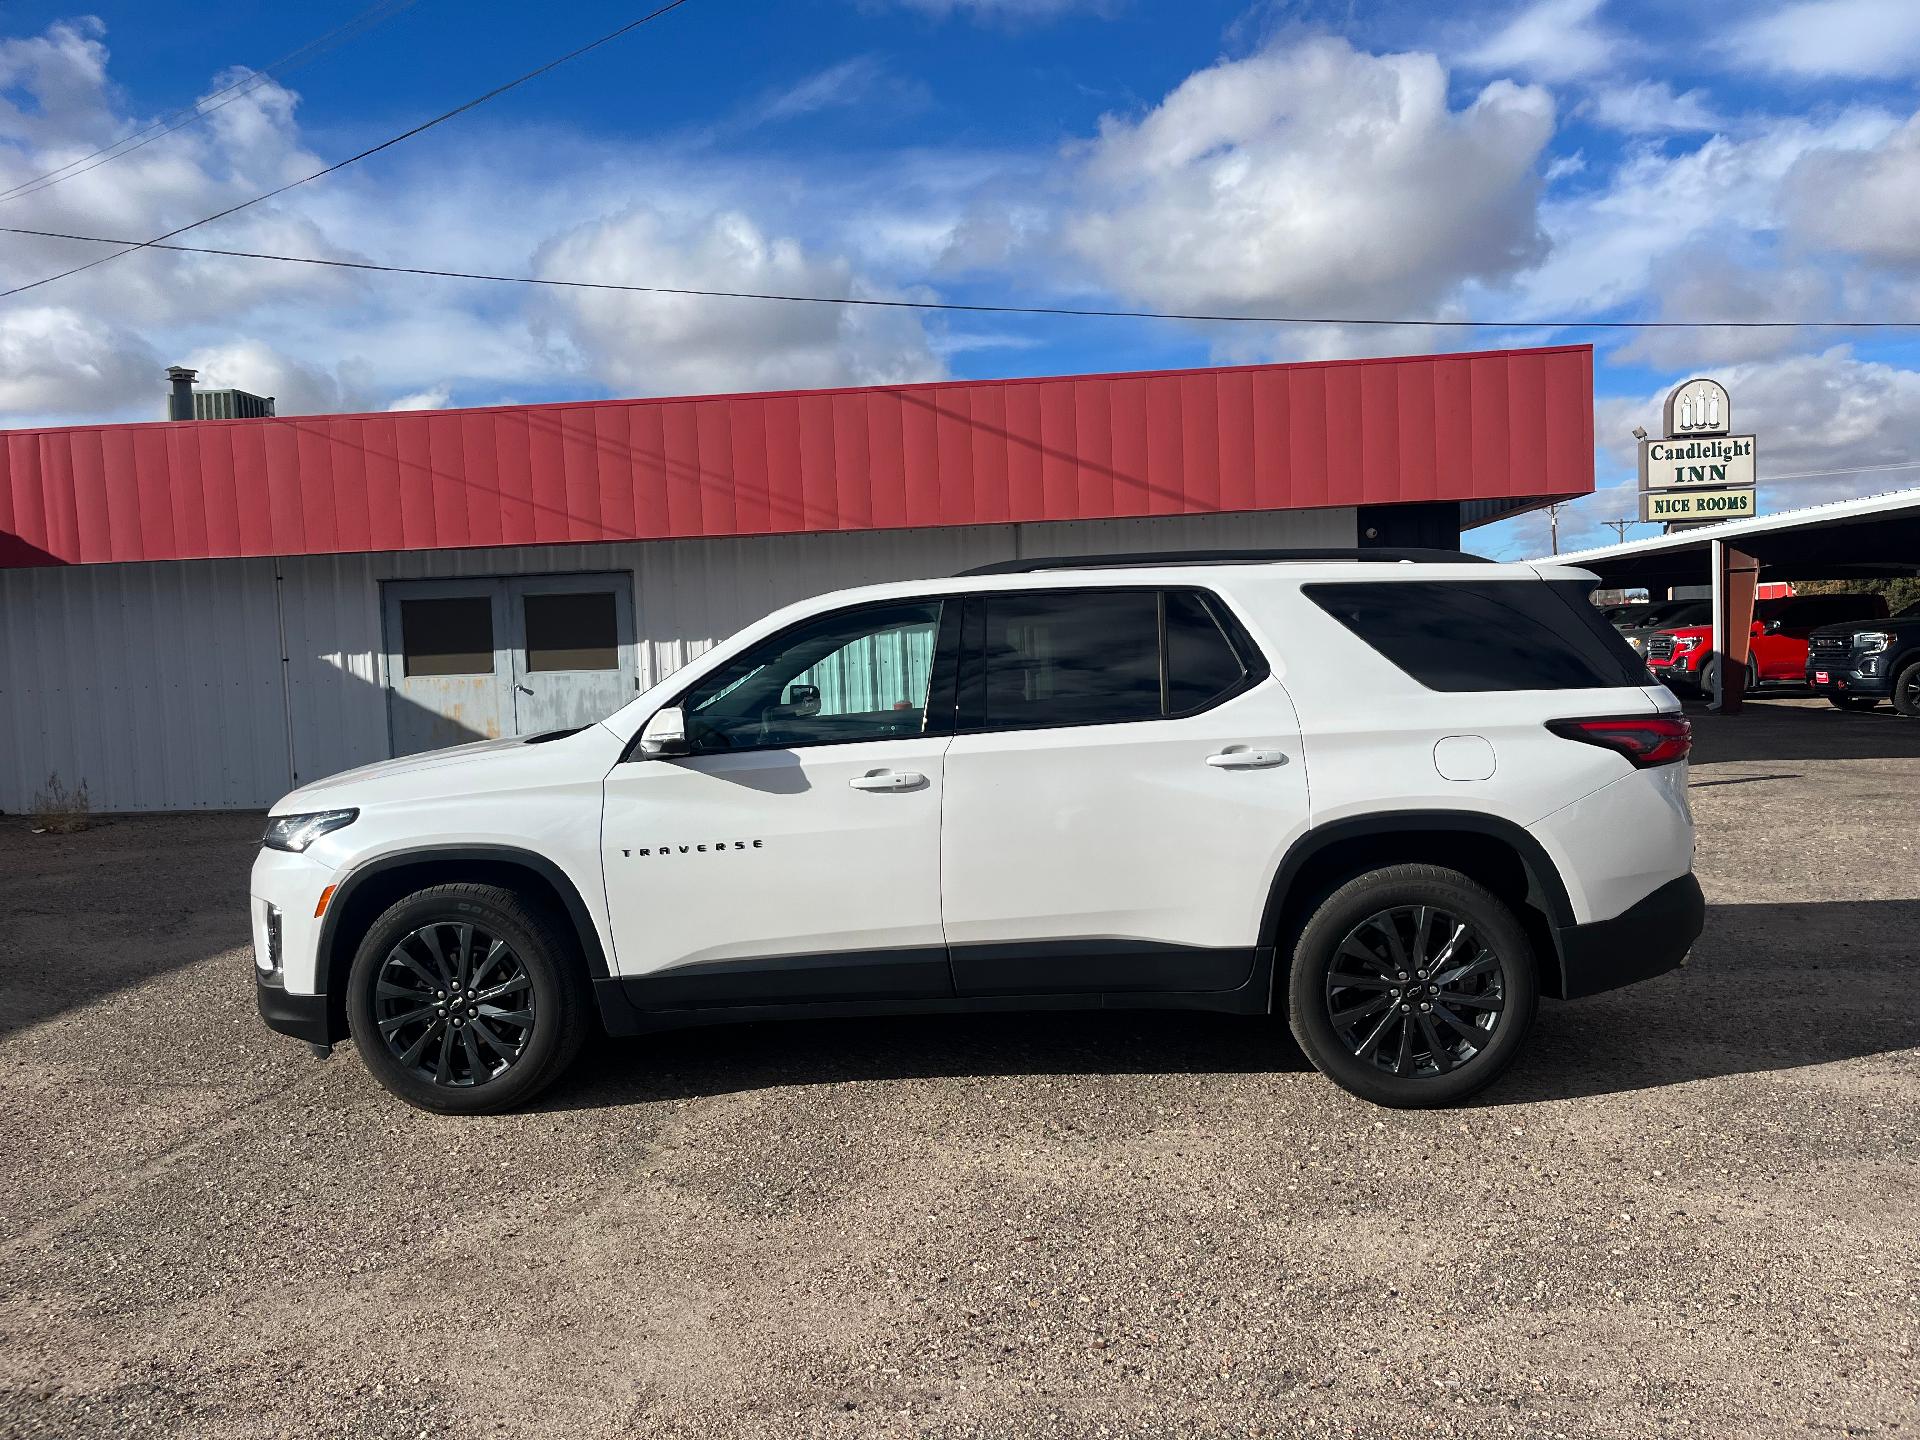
[1646,658,1702,688]
[1551,873,1704,1000]
[1804,661,1892,697]
[257,971,336,1044]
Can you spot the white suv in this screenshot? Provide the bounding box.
[252,550,1702,1112]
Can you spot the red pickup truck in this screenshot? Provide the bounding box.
[1646,593,1888,693]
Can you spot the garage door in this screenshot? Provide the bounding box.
[382,573,637,756]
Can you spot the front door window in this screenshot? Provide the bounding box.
[679,601,942,752]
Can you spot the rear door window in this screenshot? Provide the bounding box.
[1305,580,1647,692]
[978,591,1162,728]
[960,587,1262,731]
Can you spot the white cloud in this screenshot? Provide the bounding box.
[1721,349,1920,499]
[752,57,902,125]
[1061,37,1554,333]
[0,19,951,421]
[387,384,453,412]
[0,305,156,415]
[1610,252,1843,369]
[1732,0,1920,79]
[1781,111,1920,267]
[1585,82,1722,135]
[530,207,944,395]
[1462,0,1624,82]
[1517,108,1901,319]
[183,338,370,415]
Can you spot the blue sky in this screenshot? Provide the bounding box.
[2,0,1919,557]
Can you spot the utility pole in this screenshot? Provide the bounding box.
[1601,518,1638,544]
[1547,502,1563,555]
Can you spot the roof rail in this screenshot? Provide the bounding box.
[957,546,1490,577]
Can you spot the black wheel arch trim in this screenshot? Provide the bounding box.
[311,845,612,1043]
[1259,810,1580,996]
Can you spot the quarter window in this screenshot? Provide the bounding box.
[1164,590,1247,713]
[1305,580,1646,692]
[680,601,942,752]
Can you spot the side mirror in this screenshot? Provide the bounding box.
[1750,620,1765,637]
[1765,619,1784,635]
[638,706,689,758]
[785,682,821,717]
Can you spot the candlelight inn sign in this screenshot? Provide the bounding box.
[1639,377,1757,527]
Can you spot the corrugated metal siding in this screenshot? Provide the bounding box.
[1,508,1352,812]
[0,348,1591,569]
[0,558,289,812]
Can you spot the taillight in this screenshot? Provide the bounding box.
[1546,715,1692,768]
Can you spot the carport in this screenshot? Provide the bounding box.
[1547,487,1920,712]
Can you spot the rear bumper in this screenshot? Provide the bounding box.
[256,973,335,1045]
[1552,873,1704,1000]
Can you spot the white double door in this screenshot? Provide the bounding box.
[383,573,636,756]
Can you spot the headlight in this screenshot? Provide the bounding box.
[1628,636,1646,652]
[262,808,358,853]
[1852,630,1891,653]
[1672,635,1702,651]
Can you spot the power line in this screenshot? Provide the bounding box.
[1758,459,1920,483]
[0,0,420,205]
[0,0,696,302]
[11,223,1920,331]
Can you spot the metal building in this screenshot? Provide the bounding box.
[0,345,1595,812]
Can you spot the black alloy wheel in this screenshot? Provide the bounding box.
[1324,905,1505,1079]
[1896,659,1920,718]
[1288,864,1538,1108]
[347,883,589,1114]
[374,921,535,1087]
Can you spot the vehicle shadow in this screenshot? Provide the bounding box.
[540,899,1920,1111]
[1689,700,1920,765]
[1489,897,1920,1104]
[543,1008,1309,1111]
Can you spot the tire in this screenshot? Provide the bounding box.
[1828,694,1880,711]
[1894,658,1920,719]
[346,883,591,1114]
[1287,865,1538,1109]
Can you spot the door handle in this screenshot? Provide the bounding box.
[1206,748,1288,770]
[849,770,927,792]
[515,683,534,695]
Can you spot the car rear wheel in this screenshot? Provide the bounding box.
[346,883,590,1114]
[1288,865,1538,1109]
[1894,659,1920,718]
[1828,694,1880,711]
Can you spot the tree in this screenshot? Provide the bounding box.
[1794,576,1920,614]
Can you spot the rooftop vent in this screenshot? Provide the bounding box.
[192,388,276,420]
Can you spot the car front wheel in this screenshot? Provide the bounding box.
[346,883,590,1114]
[1894,658,1920,718]
[1288,865,1538,1108]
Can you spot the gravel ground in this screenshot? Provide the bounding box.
[2,697,1916,1439]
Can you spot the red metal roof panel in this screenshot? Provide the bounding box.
[0,345,1593,568]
